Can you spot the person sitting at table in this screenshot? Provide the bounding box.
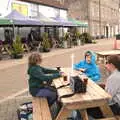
[105,55,120,115]
[87,55,120,118]
[73,50,101,82]
[27,52,62,106]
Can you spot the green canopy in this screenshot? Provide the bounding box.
[0,18,13,26]
[68,18,88,27]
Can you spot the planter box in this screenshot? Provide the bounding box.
[11,54,23,59]
[43,48,50,52]
[77,39,81,46]
[63,41,68,48]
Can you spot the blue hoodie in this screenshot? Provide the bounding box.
[73,51,101,82]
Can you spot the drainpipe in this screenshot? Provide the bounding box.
[99,0,102,38]
[87,0,92,35]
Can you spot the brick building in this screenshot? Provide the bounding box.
[62,0,120,38]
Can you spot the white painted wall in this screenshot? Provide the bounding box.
[111,26,114,37]
[39,5,60,18]
[115,25,118,35]
[60,9,67,19]
[38,4,67,19]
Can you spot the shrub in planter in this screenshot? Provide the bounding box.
[63,32,70,48]
[11,35,24,59]
[79,34,85,45]
[75,31,81,46]
[64,32,69,41]
[101,35,105,39]
[81,32,92,43]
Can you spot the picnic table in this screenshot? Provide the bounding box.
[53,68,114,120]
[96,50,120,64]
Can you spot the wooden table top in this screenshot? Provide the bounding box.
[96,50,120,56]
[53,68,111,105]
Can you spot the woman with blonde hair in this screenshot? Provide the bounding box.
[28,52,61,106]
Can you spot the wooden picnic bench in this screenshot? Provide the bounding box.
[98,116,120,120]
[1,44,11,55]
[96,50,120,64]
[53,68,118,120]
[22,43,29,52]
[32,97,52,120]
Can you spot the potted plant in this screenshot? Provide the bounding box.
[79,34,85,45]
[81,32,92,44]
[63,32,69,48]
[75,31,81,46]
[11,35,24,59]
[42,33,50,52]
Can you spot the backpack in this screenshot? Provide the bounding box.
[17,102,33,120]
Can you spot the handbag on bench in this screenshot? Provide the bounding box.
[17,102,33,120]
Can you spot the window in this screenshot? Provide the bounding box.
[30,3,38,18]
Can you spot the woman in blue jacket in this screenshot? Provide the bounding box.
[74,51,101,82]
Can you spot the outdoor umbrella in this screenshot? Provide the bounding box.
[34,12,62,26]
[0,18,13,26]
[5,10,43,26]
[68,18,88,27]
[52,17,76,27]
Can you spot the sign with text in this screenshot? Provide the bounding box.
[12,3,28,16]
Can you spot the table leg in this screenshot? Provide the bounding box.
[103,56,107,64]
[100,104,114,117]
[97,54,99,63]
[100,55,104,64]
[79,109,89,120]
[55,106,71,120]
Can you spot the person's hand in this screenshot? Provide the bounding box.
[60,71,66,77]
[98,83,105,89]
[79,68,86,72]
[72,72,80,76]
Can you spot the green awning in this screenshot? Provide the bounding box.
[0,18,13,26]
[68,18,88,27]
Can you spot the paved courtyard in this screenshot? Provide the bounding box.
[0,38,120,120]
[0,38,120,100]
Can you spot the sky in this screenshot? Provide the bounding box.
[0,0,14,16]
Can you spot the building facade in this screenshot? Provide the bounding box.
[12,0,68,19]
[0,0,68,40]
[63,0,120,38]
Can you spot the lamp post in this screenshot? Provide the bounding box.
[10,19,15,39]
